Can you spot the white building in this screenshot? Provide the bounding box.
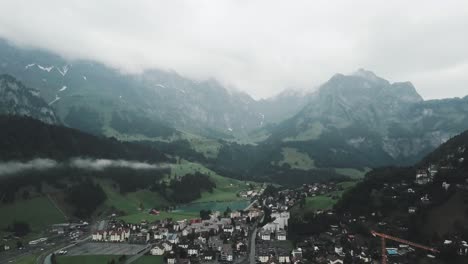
[279,254,290,263]
[221,244,233,262]
[260,230,271,241]
[153,232,163,240]
[277,230,287,241]
[167,256,176,264]
[223,225,234,234]
[230,211,241,218]
[335,246,345,257]
[92,231,106,241]
[259,255,269,263]
[150,245,165,256]
[271,212,290,230]
[188,246,199,256]
[262,222,279,232]
[162,242,173,251]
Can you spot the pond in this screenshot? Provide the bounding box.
[173,200,249,213]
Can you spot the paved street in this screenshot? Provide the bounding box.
[124,245,151,264]
[249,227,257,264]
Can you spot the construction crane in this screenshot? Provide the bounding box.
[371,230,439,264]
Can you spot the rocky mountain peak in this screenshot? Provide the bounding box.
[352,68,382,82]
[0,74,58,124]
[390,81,423,103]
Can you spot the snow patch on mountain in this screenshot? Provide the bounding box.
[83,76,87,80]
[25,63,35,69]
[347,137,366,148]
[58,86,67,92]
[48,95,60,105]
[423,109,433,116]
[29,90,40,97]
[57,65,71,76]
[37,65,54,72]
[176,87,186,94]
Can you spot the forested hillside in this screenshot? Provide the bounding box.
[335,129,468,243]
[0,115,169,161]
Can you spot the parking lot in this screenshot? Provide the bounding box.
[66,242,148,256]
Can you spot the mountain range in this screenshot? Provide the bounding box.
[0,39,306,139]
[1,38,468,174]
[267,69,468,167]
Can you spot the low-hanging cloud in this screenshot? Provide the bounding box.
[0,158,58,176]
[0,1,467,99]
[0,158,168,176]
[69,158,169,171]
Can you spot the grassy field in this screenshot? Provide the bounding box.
[102,183,169,214]
[194,188,242,203]
[0,196,66,234]
[283,122,323,142]
[97,180,184,224]
[186,137,223,158]
[292,180,358,218]
[133,255,164,264]
[335,167,371,179]
[277,147,316,170]
[13,254,38,264]
[119,210,199,223]
[170,159,253,203]
[304,195,337,211]
[99,160,253,224]
[56,255,118,264]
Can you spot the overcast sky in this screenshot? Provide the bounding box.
[0,0,467,99]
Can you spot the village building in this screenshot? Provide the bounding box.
[277,230,287,241]
[150,244,165,256]
[221,244,233,262]
[187,244,199,256]
[260,230,271,241]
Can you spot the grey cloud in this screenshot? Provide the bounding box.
[0,158,168,176]
[0,158,58,176]
[0,0,467,99]
[69,158,169,171]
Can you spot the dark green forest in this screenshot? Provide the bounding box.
[0,115,169,162]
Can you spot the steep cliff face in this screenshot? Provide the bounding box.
[0,74,58,124]
[269,70,468,167]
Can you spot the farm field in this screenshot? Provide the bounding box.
[304,195,336,211]
[99,161,254,224]
[119,210,199,223]
[170,160,253,203]
[0,196,66,235]
[335,167,371,179]
[175,200,249,213]
[278,147,316,170]
[291,180,358,218]
[102,183,169,214]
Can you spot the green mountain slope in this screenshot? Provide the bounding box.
[0,74,58,124]
[0,39,286,138]
[267,69,468,168]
